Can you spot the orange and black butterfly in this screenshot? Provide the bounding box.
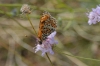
[38,11,57,44]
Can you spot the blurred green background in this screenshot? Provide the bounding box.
[0,0,100,66]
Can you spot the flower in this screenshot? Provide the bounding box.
[20,4,31,14]
[34,31,58,56]
[87,5,100,25]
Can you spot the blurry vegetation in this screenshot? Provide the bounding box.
[0,0,100,66]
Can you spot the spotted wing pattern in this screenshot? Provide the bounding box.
[38,11,57,44]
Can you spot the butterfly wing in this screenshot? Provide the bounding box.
[38,11,57,44]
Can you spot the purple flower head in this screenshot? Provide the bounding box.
[87,5,100,25]
[34,31,58,56]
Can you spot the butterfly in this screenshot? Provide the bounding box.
[38,11,57,44]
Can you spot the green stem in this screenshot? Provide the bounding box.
[0,4,22,7]
[55,47,100,62]
[46,53,54,66]
[26,14,38,36]
[63,53,100,62]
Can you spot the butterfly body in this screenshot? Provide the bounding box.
[38,11,57,44]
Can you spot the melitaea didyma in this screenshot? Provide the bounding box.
[38,11,57,44]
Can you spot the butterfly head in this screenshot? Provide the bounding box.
[39,40,42,45]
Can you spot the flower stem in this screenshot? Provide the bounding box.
[46,53,54,66]
[26,14,38,36]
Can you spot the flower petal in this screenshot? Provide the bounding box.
[34,31,58,56]
[87,5,100,25]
